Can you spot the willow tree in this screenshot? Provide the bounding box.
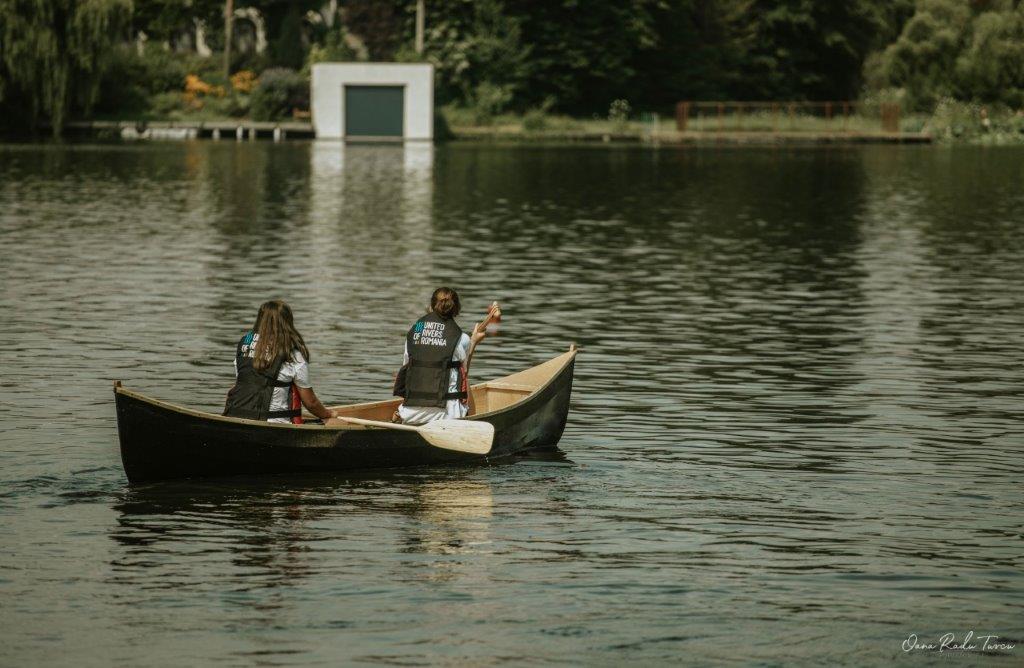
[0,0,132,136]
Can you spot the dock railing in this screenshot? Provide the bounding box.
[675,101,901,134]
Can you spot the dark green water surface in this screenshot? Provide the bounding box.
[1,142,1022,665]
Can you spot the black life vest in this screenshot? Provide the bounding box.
[397,312,466,408]
[223,332,302,421]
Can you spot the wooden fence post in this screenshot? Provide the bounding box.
[675,102,690,132]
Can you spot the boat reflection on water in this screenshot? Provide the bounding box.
[397,448,572,588]
[107,448,571,592]
[110,476,344,603]
[100,448,570,659]
[397,478,496,585]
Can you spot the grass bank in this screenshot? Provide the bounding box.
[440,101,1024,145]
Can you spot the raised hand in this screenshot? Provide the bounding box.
[472,301,501,344]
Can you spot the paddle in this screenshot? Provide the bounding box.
[337,417,494,455]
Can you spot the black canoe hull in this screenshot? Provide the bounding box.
[115,356,575,484]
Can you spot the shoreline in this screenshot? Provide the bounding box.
[451,127,932,144]
[42,119,933,145]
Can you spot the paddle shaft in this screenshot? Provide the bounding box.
[338,417,419,433]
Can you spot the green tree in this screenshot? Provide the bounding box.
[864,0,1024,110]
[132,0,221,43]
[343,0,403,60]
[0,0,132,135]
[250,66,305,119]
[504,0,663,113]
[863,0,970,109]
[270,3,306,69]
[736,0,895,100]
[416,0,530,112]
[626,0,748,107]
[954,3,1024,107]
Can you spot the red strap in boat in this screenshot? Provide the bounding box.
[290,384,303,424]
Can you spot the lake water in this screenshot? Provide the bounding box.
[1,141,1022,665]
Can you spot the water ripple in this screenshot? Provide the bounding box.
[1,142,1022,665]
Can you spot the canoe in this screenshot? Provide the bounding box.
[114,346,578,484]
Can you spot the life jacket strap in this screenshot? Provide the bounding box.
[266,408,302,419]
[408,358,462,369]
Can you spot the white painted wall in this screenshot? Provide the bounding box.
[311,63,434,140]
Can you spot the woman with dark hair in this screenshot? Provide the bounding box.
[224,300,338,423]
[393,287,500,425]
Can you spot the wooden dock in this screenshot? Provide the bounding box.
[63,120,315,141]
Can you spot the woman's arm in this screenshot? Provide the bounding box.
[463,303,500,415]
[465,325,484,379]
[464,302,500,378]
[297,386,337,420]
[290,354,335,420]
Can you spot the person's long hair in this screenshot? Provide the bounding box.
[250,300,310,370]
[430,287,461,319]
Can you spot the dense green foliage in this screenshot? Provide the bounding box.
[2,0,1023,134]
[0,0,132,134]
[411,0,530,115]
[250,67,306,121]
[94,45,193,116]
[737,0,909,100]
[414,0,914,113]
[131,0,221,43]
[865,0,1024,110]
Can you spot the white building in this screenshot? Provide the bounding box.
[311,63,434,141]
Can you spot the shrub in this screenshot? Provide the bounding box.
[225,93,251,118]
[95,45,189,115]
[251,67,307,121]
[434,107,454,141]
[955,8,1024,109]
[522,97,554,132]
[302,27,357,80]
[230,70,257,94]
[149,90,185,117]
[522,109,548,132]
[467,82,512,125]
[608,99,631,130]
[927,98,1024,143]
[183,74,225,110]
[92,44,235,119]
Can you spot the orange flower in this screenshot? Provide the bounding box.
[185,74,212,97]
[231,70,257,94]
[183,74,226,108]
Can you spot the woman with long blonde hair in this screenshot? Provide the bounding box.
[224,300,337,423]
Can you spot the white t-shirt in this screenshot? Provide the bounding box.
[234,334,312,423]
[397,332,471,425]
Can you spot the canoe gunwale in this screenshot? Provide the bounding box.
[113,347,578,430]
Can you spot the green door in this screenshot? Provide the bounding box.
[344,85,404,138]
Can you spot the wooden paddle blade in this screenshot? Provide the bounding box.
[419,419,494,455]
[337,416,494,455]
